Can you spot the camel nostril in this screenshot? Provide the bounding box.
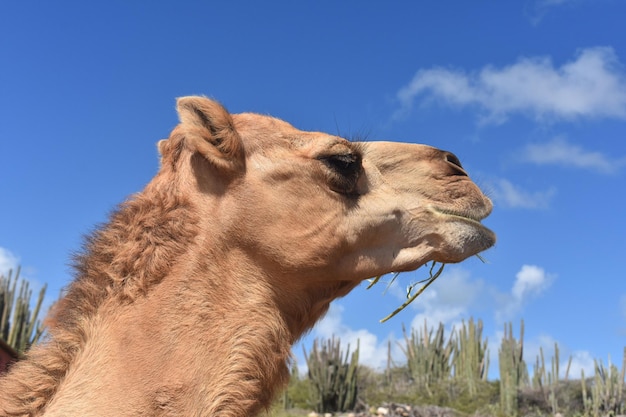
[444,152,468,176]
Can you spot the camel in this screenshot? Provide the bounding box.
[0,96,495,417]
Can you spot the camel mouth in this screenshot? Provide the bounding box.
[428,206,497,257]
[429,206,495,238]
[430,206,487,222]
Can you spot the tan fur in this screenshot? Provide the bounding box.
[0,97,495,416]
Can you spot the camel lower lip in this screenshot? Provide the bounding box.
[430,207,496,243]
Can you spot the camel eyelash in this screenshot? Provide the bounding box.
[318,153,362,172]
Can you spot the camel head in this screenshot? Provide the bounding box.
[158,96,495,299]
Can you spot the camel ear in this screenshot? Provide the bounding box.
[157,139,168,156]
[156,139,171,168]
[176,96,245,173]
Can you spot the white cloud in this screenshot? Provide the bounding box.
[524,333,557,365]
[496,265,555,321]
[526,0,581,25]
[487,178,555,209]
[396,47,626,124]
[0,247,20,277]
[512,265,552,301]
[368,267,486,329]
[393,268,487,338]
[522,137,625,174]
[568,350,596,379]
[410,309,465,336]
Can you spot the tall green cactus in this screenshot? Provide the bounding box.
[0,267,47,354]
[401,320,455,396]
[532,343,572,415]
[304,336,359,413]
[581,348,626,417]
[498,320,529,417]
[453,318,489,395]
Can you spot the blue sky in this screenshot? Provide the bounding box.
[1,1,625,378]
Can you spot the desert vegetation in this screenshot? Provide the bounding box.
[0,268,46,355]
[275,320,625,417]
[1,270,624,417]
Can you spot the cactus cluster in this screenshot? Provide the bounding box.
[304,336,359,413]
[581,348,626,417]
[277,320,626,416]
[532,343,572,415]
[0,267,47,354]
[498,320,529,416]
[400,318,489,398]
[453,318,489,395]
[401,320,454,396]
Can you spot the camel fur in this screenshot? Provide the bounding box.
[0,97,495,416]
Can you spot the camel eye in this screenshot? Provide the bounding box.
[322,153,360,172]
[318,153,362,195]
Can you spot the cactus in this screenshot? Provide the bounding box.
[581,348,626,417]
[304,336,359,413]
[0,267,47,354]
[453,318,489,396]
[281,362,299,410]
[531,342,572,415]
[498,320,529,417]
[401,320,455,396]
